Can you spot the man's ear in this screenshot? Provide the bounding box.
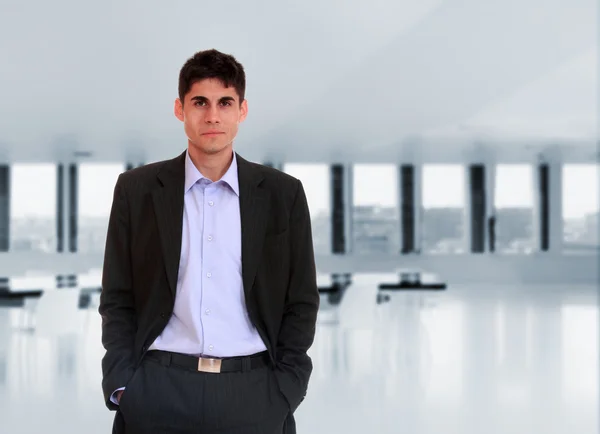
[174,98,184,122]
[239,99,248,123]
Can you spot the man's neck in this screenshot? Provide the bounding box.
[187,144,233,182]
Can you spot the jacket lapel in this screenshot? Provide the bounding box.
[236,153,270,298]
[152,150,186,300]
[152,150,269,301]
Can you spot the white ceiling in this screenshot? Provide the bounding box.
[0,0,596,164]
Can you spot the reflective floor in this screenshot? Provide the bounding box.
[0,273,597,434]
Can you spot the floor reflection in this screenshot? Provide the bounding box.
[0,274,597,434]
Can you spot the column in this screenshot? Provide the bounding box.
[68,163,78,253]
[0,165,9,252]
[56,162,78,253]
[330,164,353,254]
[485,163,497,252]
[413,164,423,253]
[399,165,415,253]
[468,164,486,253]
[533,158,562,253]
[537,164,550,251]
[56,164,65,252]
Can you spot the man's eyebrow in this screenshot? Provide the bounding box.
[190,95,236,103]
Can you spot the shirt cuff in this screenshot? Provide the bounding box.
[110,387,126,405]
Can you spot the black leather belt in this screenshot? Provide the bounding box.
[145,349,270,373]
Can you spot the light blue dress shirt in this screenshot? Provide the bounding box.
[111,149,267,404]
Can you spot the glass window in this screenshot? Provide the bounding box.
[562,164,599,252]
[422,165,466,254]
[9,164,57,252]
[352,164,400,254]
[494,165,535,254]
[282,164,331,255]
[78,163,125,254]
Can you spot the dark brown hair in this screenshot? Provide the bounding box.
[178,49,246,107]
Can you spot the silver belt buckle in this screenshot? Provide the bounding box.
[198,356,222,373]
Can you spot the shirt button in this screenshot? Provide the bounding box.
[205,309,210,315]
[207,235,213,241]
[208,201,214,206]
[208,345,214,351]
[207,272,212,278]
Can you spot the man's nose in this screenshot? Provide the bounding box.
[205,106,220,123]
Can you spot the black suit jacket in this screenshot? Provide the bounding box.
[99,150,320,427]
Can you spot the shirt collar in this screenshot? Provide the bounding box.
[184,148,239,196]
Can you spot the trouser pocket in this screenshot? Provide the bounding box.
[268,367,291,415]
[118,364,143,422]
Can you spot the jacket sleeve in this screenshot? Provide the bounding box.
[274,179,320,414]
[98,174,137,410]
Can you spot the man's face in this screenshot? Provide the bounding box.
[174,78,247,155]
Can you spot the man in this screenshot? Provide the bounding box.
[99,49,320,434]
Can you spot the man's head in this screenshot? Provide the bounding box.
[175,49,248,156]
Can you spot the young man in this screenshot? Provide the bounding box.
[99,49,320,434]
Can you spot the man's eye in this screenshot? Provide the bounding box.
[194,101,230,106]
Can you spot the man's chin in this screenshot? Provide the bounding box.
[190,141,230,155]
